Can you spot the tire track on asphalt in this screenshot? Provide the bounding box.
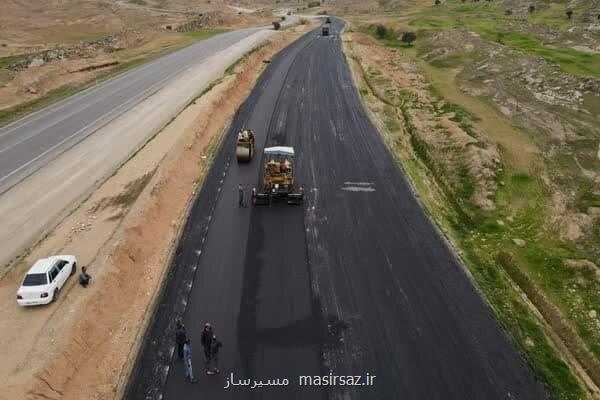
[124,27,322,400]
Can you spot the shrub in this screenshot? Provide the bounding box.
[401,31,417,45]
[566,9,573,19]
[375,24,387,39]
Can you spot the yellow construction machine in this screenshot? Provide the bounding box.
[252,146,303,205]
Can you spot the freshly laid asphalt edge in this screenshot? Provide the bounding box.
[126,19,550,400]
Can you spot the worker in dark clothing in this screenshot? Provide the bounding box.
[78,266,91,287]
[238,184,245,207]
[200,322,214,372]
[175,320,187,359]
[208,334,223,375]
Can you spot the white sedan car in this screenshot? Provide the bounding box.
[17,255,77,306]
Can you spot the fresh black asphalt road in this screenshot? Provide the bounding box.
[126,20,550,400]
[0,28,263,194]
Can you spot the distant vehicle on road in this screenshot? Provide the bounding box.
[253,146,303,205]
[326,17,331,23]
[322,24,330,36]
[16,255,77,306]
[236,129,255,162]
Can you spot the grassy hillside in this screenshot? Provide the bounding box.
[344,0,600,398]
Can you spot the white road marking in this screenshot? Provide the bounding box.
[342,182,375,192]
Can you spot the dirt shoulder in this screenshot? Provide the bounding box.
[0,24,309,400]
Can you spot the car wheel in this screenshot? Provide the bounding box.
[52,288,59,303]
[70,262,77,276]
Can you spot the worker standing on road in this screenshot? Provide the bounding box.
[175,320,187,359]
[183,339,197,383]
[238,184,245,207]
[208,334,223,375]
[201,322,214,372]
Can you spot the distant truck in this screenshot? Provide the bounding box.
[236,129,255,162]
[252,146,303,205]
[322,24,330,36]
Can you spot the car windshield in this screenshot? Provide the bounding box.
[22,273,48,286]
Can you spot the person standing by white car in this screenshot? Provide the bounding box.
[79,266,91,287]
[16,255,77,306]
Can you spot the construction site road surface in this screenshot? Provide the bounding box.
[126,20,550,400]
[0,22,297,270]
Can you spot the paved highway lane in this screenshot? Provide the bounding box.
[0,23,297,269]
[126,20,550,400]
[0,29,262,194]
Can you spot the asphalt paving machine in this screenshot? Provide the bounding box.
[236,129,255,162]
[252,146,303,205]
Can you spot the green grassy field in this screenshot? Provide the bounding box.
[401,0,600,78]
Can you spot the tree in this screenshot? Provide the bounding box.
[375,24,388,39]
[566,9,573,19]
[528,5,535,13]
[434,0,441,5]
[401,31,417,46]
[504,9,512,16]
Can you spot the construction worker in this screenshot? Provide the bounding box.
[78,266,91,287]
[208,334,223,375]
[175,320,187,359]
[238,184,244,207]
[183,339,197,383]
[201,323,214,372]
